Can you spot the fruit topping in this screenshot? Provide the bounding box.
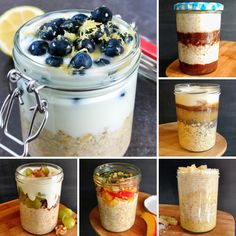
[72,13,88,24]
[62,216,76,229]
[91,6,112,24]
[24,168,33,176]
[70,52,92,69]
[28,40,48,56]
[94,58,110,66]
[48,36,72,56]
[102,38,124,57]
[38,22,64,40]
[74,38,96,53]
[51,18,66,27]
[46,56,63,67]
[61,19,81,33]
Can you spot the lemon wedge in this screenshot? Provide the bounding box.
[0,6,44,56]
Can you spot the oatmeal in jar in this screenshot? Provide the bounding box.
[177,164,219,233]
[175,83,220,152]
[15,163,63,235]
[93,163,141,232]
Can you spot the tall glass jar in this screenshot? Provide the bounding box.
[174,83,220,152]
[174,2,224,75]
[11,9,141,156]
[15,163,64,235]
[177,165,219,233]
[93,163,141,232]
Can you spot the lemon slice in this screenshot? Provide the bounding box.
[0,6,44,56]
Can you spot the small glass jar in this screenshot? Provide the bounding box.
[93,163,141,232]
[174,2,224,75]
[177,165,219,233]
[15,163,64,235]
[10,9,141,157]
[174,83,220,152]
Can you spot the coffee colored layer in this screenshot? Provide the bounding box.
[179,60,218,75]
[177,30,220,46]
[176,103,219,112]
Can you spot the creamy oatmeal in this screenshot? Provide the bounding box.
[94,163,141,232]
[177,164,219,233]
[175,84,220,152]
[15,163,63,235]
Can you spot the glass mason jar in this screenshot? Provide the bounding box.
[10,9,141,157]
[177,165,219,233]
[174,2,224,75]
[174,83,220,152]
[15,163,64,235]
[93,163,141,232]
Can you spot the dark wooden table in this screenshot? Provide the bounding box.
[0,0,156,157]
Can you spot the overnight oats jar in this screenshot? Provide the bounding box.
[9,6,141,156]
[175,83,220,152]
[174,2,224,75]
[93,163,141,232]
[177,165,219,233]
[15,163,63,235]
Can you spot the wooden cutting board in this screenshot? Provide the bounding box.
[89,192,151,236]
[159,204,235,236]
[159,122,227,156]
[166,41,236,77]
[0,199,77,236]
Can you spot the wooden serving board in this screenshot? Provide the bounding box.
[166,41,236,77]
[89,192,151,236]
[159,122,227,157]
[0,199,77,236]
[159,204,235,236]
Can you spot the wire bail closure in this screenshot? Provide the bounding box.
[0,69,48,157]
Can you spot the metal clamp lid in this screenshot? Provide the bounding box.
[0,69,48,157]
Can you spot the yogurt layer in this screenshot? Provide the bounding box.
[178,42,219,65]
[176,13,221,33]
[175,86,220,107]
[17,166,63,208]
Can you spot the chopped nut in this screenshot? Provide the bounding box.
[55,225,67,235]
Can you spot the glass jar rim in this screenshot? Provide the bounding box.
[93,162,141,186]
[13,9,141,91]
[174,83,220,95]
[15,162,64,183]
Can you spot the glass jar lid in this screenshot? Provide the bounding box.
[174,2,224,11]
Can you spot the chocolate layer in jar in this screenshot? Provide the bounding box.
[177,30,220,75]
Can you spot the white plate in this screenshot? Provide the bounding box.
[144,195,157,215]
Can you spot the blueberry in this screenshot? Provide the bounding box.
[103,39,124,57]
[92,29,104,43]
[72,97,81,103]
[72,14,88,24]
[74,38,96,53]
[94,58,110,66]
[124,34,133,44]
[61,19,80,33]
[120,92,126,97]
[48,36,72,57]
[51,18,66,27]
[28,40,48,56]
[46,56,63,67]
[91,6,112,24]
[38,22,64,40]
[70,52,92,69]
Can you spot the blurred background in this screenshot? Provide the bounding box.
[160,159,236,223]
[80,159,157,235]
[159,0,236,76]
[0,0,157,156]
[0,159,77,212]
[159,79,236,156]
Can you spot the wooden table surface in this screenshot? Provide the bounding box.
[0,199,77,236]
[166,41,236,77]
[159,204,235,236]
[89,192,151,236]
[159,122,227,157]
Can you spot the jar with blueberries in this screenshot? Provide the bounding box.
[1,7,141,156]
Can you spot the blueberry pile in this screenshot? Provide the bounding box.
[28,6,134,70]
